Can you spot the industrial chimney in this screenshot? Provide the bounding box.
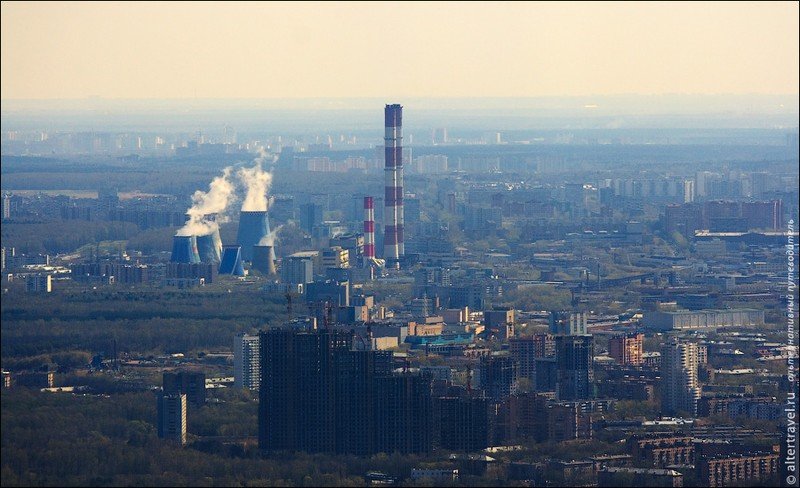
[383,104,404,269]
[363,196,375,264]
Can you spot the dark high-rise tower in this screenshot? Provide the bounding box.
[259,327,433,455]
[383,104,404,268]
[555,335,594,400]
[162,370,206,409]
[374,373,433,454]
[479,354,519,401]
[334,349,393,455]
[259,328,351,452]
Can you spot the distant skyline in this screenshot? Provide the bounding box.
[1,1,798,100]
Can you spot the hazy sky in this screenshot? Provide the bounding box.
[1,1,798,100]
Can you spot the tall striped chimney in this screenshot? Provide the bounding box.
[384,104,404,269]
[363,196,375,262]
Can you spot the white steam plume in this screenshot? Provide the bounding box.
[177,167,236,236]
[238,149,275,211]
[257,225,283,247]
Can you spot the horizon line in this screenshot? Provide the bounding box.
[2,92,800,103]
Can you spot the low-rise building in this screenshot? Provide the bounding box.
[643,309,764,331]
[598,467,683,487]
[409,468,458,482]
[697,451,779,487]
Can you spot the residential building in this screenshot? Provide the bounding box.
[157,392,187,445]
[609,333,644,366]
[661,339,701,416]
[555,335,594,400]
[233,333,260,391]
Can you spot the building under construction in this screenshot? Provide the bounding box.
[258,327,433,455]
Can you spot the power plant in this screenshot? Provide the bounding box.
[170,235,201,264]
[236,210,272,262]
[195,228,222,264]
[170,168,276,276]
[383,104,404,269]
[219,245,245,276]
[252,245,277,275]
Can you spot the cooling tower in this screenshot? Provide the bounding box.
[236,210,270,262]
[219,245,245,276]
[196,228,223,264]
[171,235,201,264]
[252,245,277,275]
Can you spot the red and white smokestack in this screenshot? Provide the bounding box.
[384,104,404,269]
[363,196,375,262]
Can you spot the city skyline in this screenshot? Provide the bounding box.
[1,2,797,486]
[1,1,798,100]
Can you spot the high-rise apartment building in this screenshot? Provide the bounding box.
[299,202,323,234]
[2,193,10,220]
[233,333,260,391]
[509,334,554,385]
[259,328,350,452]
[660,339,701,416]
[555,335,594,400]
[374,373,433,454]
[608,333,644,366]
[280,251,317,285]
[478,354,518,401]
[258,327,431,455]
[157,392,187,445]
[550,311,587,335]
[435,396,491,451]
[334,349,393,455]
[162,371,206,409]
